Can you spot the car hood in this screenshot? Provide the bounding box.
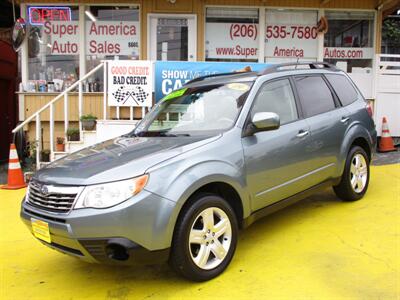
[33,135,220,185]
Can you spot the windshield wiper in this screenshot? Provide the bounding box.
[159,132,191,137]
[134,131,190,137]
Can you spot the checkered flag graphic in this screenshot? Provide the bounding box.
[112,86,149,106]
[131,86,148,104]
[112,86,130,104]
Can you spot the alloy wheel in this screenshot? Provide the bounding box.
[350,153,368,193]
[188,207,232,270]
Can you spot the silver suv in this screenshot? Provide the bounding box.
[21,62,376,281]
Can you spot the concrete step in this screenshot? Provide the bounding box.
[66,140,85,153]
[53,151,68,161]
[50,120,140,165]
[82,130,97,146]
[39,162,51,168]
[65,130,98,153]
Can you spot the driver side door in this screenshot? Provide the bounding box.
[242,77,315,211]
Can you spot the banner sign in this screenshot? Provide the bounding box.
[43,20,140,56]
[323,47,374,60]
[108,60,153,107]
[205,23,259,60]
[154,61,269,101]
[265,10,318,61]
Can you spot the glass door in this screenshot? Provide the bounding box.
[149,14,196,61]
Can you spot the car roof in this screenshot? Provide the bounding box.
[184,71,259,88]
[183,62,344,88]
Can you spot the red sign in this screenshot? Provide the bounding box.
[28,6,71,25]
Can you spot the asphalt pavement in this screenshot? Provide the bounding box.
[1,164,398,299]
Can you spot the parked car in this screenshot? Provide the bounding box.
[21,62,376,281]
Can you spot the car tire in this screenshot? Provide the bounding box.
[333,146,370,201]
[169,193,238,281]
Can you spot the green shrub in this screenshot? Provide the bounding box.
[66,127,80,136]
[80,114,97,121]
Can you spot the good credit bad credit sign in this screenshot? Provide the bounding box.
[108,60,153,107]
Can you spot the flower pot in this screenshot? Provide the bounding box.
[82,119,96,131]
[68,133,80,141]
[41,152,50,162]
[56,143,65,152]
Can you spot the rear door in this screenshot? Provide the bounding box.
[293,74,348,183]
[324,73,360,122]
[242,78,315,211]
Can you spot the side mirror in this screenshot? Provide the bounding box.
[244,112,280,136]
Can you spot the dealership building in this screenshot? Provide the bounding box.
[6,0,399,162]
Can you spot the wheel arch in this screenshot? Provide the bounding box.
[337,125,373,177]
[177,181,245,228]
[350,137,372,162]
[154,161,250,248]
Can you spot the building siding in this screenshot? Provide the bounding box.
[19,0,381,148]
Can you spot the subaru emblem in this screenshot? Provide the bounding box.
[40,185,48,195]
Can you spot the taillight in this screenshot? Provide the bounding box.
[366,103,373,117]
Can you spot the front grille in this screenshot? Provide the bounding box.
[23,207,66,223]
[49,242,83,256]
[27,181,80,213]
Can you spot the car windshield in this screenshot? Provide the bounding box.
[133,82,252,137]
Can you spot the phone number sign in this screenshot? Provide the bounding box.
[265,10,319,61]
[206,22,259,60]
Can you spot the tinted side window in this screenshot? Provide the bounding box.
[325,74,358,106]
[251,79,298,125]
[295,76,336,118]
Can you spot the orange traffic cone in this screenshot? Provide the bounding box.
[378,117,396,152]
[1,143,26,190]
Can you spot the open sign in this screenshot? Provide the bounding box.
[28,6,71,25]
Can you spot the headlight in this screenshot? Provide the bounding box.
[74,175,148,209]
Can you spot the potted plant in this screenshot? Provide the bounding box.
[24,140,38,172]
[56,137,65,152]
[40,149,51,162]
[80,114,97,131]
[67,127,80,141]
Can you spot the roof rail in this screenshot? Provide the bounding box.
[184,71,252,85]
[259,62,338,75]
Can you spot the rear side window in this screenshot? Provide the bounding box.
[325,74,358,106]
[294,76,336,118]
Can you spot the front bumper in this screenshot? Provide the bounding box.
[20,190,178,265]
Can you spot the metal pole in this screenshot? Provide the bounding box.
[12,0,16,22]
[64,93,69,141]
[35,115,41,170]
[78,81,83,139]
[103,61,107,120]
[49,104,55,160]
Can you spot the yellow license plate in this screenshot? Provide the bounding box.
[31,218,51,243]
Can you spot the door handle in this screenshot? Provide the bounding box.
[296,130,309,138]
[341,116,350,123]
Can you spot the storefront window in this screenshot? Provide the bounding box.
[27,6,79,92]
[324,11,374,72]
[265,9,319,63]
[205,7,259,62]
[85,6,140,92]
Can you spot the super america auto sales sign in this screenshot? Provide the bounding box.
[40,20,140,56]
